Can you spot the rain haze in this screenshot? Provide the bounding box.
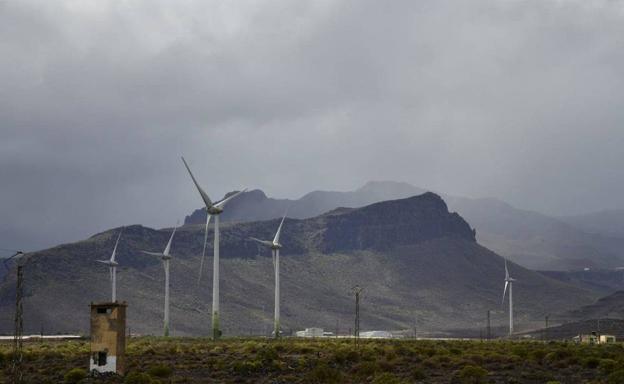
[1,0,624,251]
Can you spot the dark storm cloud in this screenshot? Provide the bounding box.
[1,0,624,250]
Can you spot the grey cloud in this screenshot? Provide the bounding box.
[1,0,624,250]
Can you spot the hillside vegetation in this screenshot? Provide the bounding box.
[2,338,624,383]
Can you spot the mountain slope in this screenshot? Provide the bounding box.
[444,197,624,271]
[0,193,597,336]
[565,291,624,321]
[186,181,624,270]
[560,210,624,239]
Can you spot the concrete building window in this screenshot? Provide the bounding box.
[97,351,107,366]
[97,308,112,314]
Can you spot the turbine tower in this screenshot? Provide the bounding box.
[141,225,177,337]
[97,228,123,302]
[181,156,246,340]
[250,214,287,338]
[502,259,516,336]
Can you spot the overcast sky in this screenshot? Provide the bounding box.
[2,0,624,251]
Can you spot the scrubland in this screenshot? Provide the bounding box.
[2,337,624,383]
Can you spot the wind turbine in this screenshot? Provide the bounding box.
[97,228,123,302]
[141,225,177,337]
[249,214,287,338]
[181,156,247,340]
[502,259,516,336]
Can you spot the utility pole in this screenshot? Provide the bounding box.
[351,285,364,346]
[12,265,24,384]
[486,310,491,341]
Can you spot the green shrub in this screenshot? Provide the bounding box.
[529,349,547,362]
[257,345,278,364]
[454,365,488,384]
[546,381,561,384]
[124,371,152,384]
[583,357,601,369]
[608,370,624,384]
[332,347,359,364]
[411,366,426,380]
[306,363,343,384]
[353,361,381,376]
[147,364,172,378]
[600,359,618,374]
[64,368,87,384]
[231,360,261,375]
[372,372,407,384]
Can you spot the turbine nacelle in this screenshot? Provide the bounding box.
[249,214,287,251]
[141,225,177,261]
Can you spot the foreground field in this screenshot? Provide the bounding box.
[2,337,624,383]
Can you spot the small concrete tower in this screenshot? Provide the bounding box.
[89,302,127,375]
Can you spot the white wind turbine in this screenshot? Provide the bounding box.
[181,156,247,340]
[97,228,123,302]
[249,214,287,338]
[502,259,516,336]
[141,225,177,337]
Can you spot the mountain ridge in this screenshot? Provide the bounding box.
[184,181,624,270]
[0,193,596,336]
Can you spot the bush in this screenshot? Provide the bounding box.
[454,365,488,384]
[600,359,618,374]
[124,371,152,384]
[583,357,600,369]
[411,366,426,380]
[306,363,343,384]
[231,360,261,375]
[353,361,381,377]
[64,368,87,384]
[372,372,407,384]
[608,370,624,384]
[147,364,173,378]
[257,345,278,364]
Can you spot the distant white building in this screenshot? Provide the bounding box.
[600,335,617,344]
[296,328,324,338]
[573,332,616,344]
[359,330,393,339]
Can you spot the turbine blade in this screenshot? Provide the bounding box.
[141,251,163,257]
[198,213,212,284]
[249,237,273,247]
[505,259,509,280]
[273,214,287,245]
[502,281,509,305]
[214,188,247,209]
[110,228,123,263]
[181,157,214,208]
[109,267,113,282]
[163,225,177,256]
[272,249,276,268]
[96,260,110,265]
